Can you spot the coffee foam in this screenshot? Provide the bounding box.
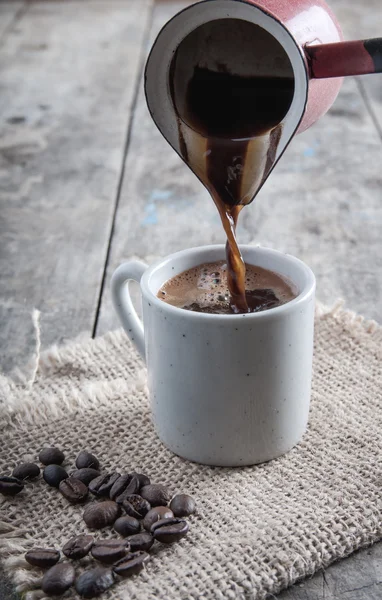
[158,260,297,314]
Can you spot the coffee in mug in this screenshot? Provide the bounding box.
[157,260,296,315]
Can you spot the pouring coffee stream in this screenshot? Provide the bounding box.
[144,0,382,313]
[171,57,295,311]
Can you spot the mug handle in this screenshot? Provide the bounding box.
[111,261,148,360]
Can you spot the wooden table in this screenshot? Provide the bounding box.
[1,1,381,598]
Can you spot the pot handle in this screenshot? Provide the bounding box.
[305,38,382,79]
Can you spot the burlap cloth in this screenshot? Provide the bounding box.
[1,302,382,600]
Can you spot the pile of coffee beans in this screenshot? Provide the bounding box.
[1,447,196,598]
[0,461,40,496]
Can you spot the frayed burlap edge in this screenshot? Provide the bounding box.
[0,327,147,429]
[0,300,381,599]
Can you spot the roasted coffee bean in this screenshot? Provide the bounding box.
[76,451,100,470]
[42,562,75,596]
[140,484,171,506]
[113,551,149,577]
[89,473,120,497]
[25,548,60,568]
[142,506,173,531]
[71,468,101,485]
[59,477,88,503]
[91,540,129,564]
[43,465,68,488]
[127,532,154,553]
[83,500,121,529]
[39,448,65,466]
[170,494,196,517]
[131,472,150,489]
[122,494,151,519]
[0,476,24,496]
[114,515,141,537]
[63,534,94,560]
[109,474,139,503]
[12,463,40,481]
[151,517,189,543]
[75,567,115,598]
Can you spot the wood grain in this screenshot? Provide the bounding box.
[331,0,382,136]
[0,0,152,373]
[0,2,25,39]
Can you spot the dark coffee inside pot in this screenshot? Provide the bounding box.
[169,19,295,313]
[158,261,297,315]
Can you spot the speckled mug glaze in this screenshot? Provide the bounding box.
[111,245,316,466]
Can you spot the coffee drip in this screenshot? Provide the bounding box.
[169,19,295,312]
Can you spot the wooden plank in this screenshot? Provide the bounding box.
[97,0,382,335]
[357,75,382,139]
[278,540,382,600]
[0,0,152,373]
[0,3,24,40]
[96,0,194,333]
[330,0,382,135]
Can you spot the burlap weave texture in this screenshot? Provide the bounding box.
[0,303,381,600]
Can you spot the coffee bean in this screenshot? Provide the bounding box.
[114,515,141,537]
[127,532,154,552]
[89,473,120,497]
[76,451,100,470]
[131,472,150,489]
[109,474,139,503]
[0,476,24,496]
[122,494,151,519]
[142,506,173,531]
[42,562,75,596]
[63,534,94,560]
[43,465,68,488]
[12,463,40,480]
[83,501,121,529]
[113,551,149,577]
[140,484,171,506]
[39,448,65,466]
[91,540,129,564]
[25,548,60,568]
[75,567,115,598]
[59,477,88,503]
[151,517,189,543]
[170,494,196,517]
[71,468,101,485]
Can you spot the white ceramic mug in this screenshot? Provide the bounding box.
[111,245,315,466]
